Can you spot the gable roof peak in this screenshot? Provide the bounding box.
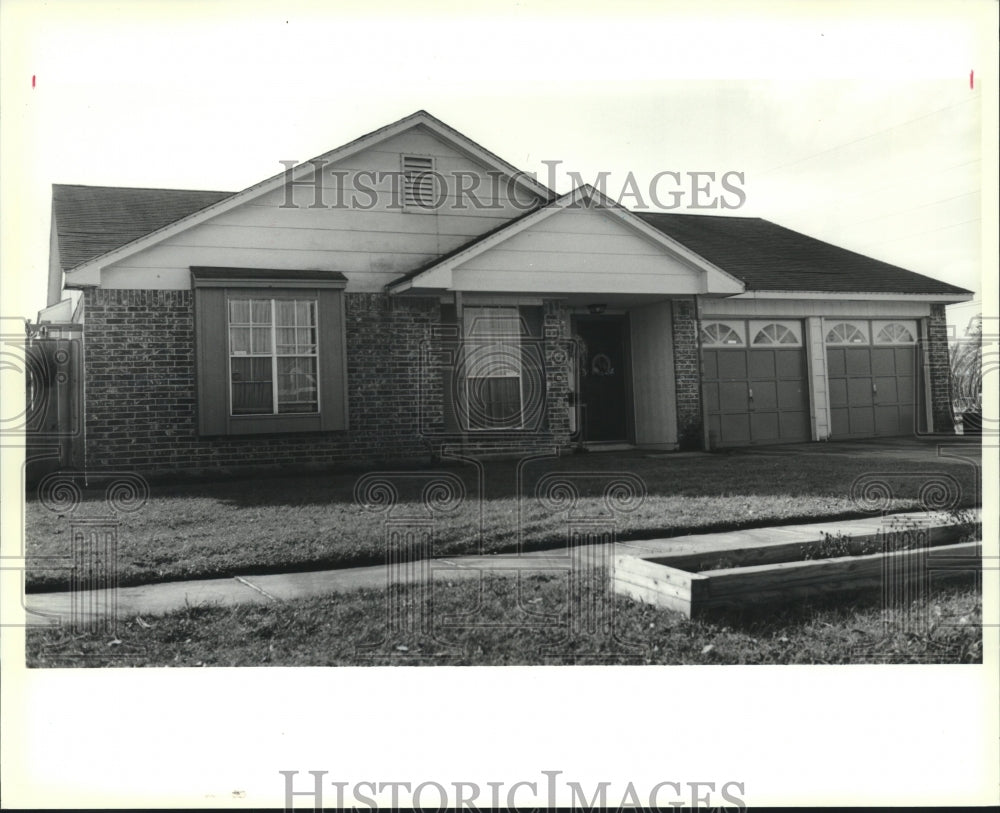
[60,109,552,277]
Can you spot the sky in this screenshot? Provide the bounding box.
[1,1,995,337]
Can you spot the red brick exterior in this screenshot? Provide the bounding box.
[82,289,441,474]
[671,298,704,449]
[80,289,574,475]
[927,303,956,433]
[78,290,957,473]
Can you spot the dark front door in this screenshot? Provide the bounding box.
[576,317,628,442]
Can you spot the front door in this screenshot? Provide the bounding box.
[575,316,628,442]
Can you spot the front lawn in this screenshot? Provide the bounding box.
[26,571,982,666]
[25,448,980,591]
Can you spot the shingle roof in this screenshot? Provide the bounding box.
[52,184,234,271]
[634,212,972,296]
[52,181,972,298]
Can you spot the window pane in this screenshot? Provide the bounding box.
[297,328,316,353]
[229,299,250,323]
[467,309,519,337]
[275,300,295,327]
[275,327,296,353]
[468,376,521,429]
[251,299,271,324]
[277,357,318,413]
[296,301,314,326]
[231,357,273,414]
[230,327,251,355]
[249,327,270,354]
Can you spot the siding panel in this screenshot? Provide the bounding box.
[630,302,677,448]
[102,127,545,291]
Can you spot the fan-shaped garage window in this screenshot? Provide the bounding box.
[700,321,745,346]
[826,322,869,345]
[874,321,916,344]
[751,322,801,346]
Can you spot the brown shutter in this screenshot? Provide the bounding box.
[318,288,347,431]
[194,287,229,435]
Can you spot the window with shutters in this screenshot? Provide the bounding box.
[402,155,435,209]
[463,306,524,429]
[192,268,347,436]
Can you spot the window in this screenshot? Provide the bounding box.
[750,321,802,346]
[825,321,869,345]
[873,320,916,344]
[700,321,745,346]
[228,298,318,415]
[192,267,347,435]
[463,306,523,429]
[402,155,435,209]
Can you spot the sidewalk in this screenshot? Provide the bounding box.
[23,510,976,624]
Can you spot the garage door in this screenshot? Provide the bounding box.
[826,320,917,439]
[702,320,811,447]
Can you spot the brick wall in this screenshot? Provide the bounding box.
[927,303,955,433]
[81,289,573,476]
[82,289,442,475]
[543,299,573,447]
[671,298,703,449]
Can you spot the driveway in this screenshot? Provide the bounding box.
[725,435,981,463]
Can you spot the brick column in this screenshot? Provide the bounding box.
[543,299,572,449]
[671,298,703,450]
[926,303,955,433]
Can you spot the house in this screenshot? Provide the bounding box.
[36,110,973,475]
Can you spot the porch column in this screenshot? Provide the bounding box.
[804,316,831,440]
[926,304,955,433]
[672,298,703,450]
[543,299,572,448]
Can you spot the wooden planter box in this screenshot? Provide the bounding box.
[614,535,981,618]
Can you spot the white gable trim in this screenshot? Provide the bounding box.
[727,290,974,303]
[389,185,746,295]
[63,110,554,285]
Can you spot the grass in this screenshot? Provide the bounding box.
[25,571,982,666]
[25,446,981,592]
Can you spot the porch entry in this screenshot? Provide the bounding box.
[575,315,629,442]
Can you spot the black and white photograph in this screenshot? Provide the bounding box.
[2,0,997,808]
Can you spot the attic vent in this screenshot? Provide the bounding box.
[402,155,435,208]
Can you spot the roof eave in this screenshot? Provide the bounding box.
[729,290,975,303]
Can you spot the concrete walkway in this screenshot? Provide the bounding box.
[22,509,976,625]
